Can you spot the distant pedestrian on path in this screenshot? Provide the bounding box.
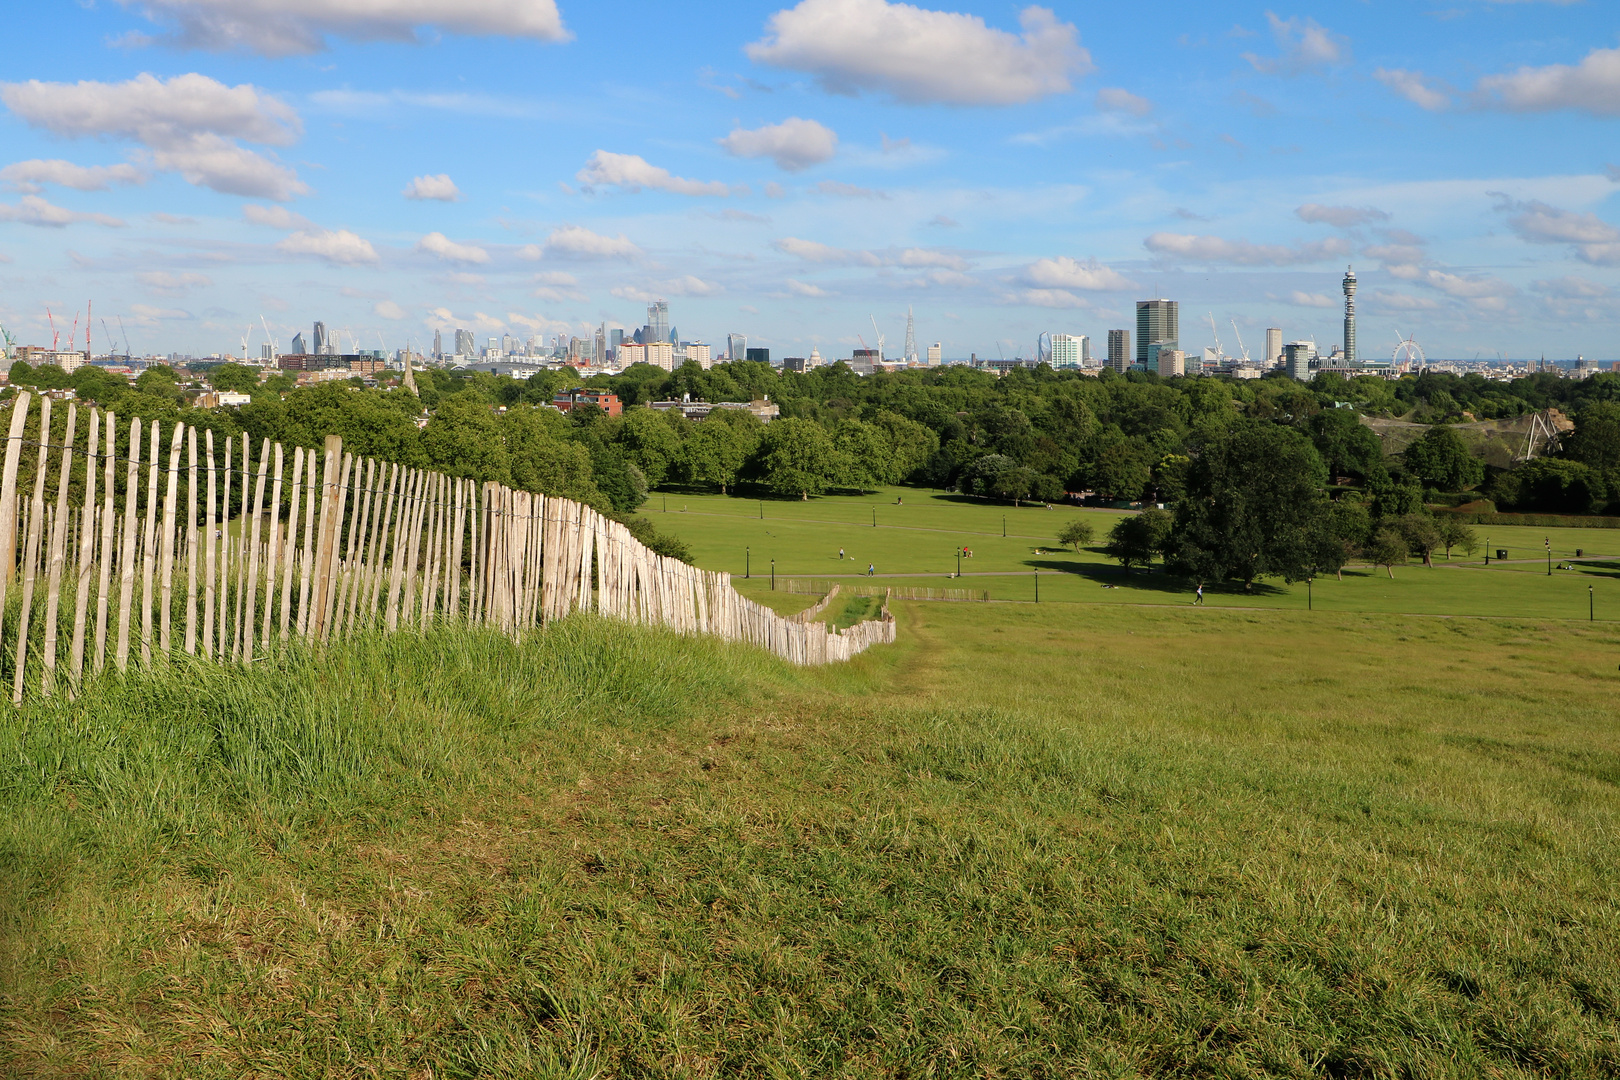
[1195,584,1205,606]
[867,563,875,577]
[839,547,845,560]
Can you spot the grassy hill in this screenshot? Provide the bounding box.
[4,596,1620,1075]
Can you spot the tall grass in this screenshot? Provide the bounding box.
[4,602,1620,1076]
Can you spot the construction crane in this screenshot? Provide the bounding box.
[259,315,278,360]
[47,308,58,351]
[117,315,131,361]
[869,314,885,361]
[1207,312,1224,360]
[239,322,255,362]
[0,322,15,360]
[1230,319,1251,362]
[102,319,114,361]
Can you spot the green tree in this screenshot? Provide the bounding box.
[1403,426,1484,491]
[1364,526,1408,578]
[1564,401,1620,472]
[990,465,1036,506]
[1057,519,1094,552]
[756,418,839,499]
[1307,409,1386,480]
[1166,421,1328,587]
[617,407,685,489]
[207,363,261,395]
[1491,458,1607,515]
[682,417,750,493]
[1310,498,1371,580]
[421,391,510,483]
[832,417,893,491]
[1395,513,1443,567]
[136,365,184,403]
[1103,508,1172,573]
[1435,517,1478,560]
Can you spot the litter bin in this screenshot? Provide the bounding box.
[1576,549,1584,557]
[1496,549,1509,560]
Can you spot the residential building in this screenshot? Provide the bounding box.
[1107,329,1130,373]
[1136,300,1177,364]
[685,342,713,368]
[1050,333,1088,366]
[927,343,942,365]
[1265,328,1283,366]
[1157,349,1185,378]
[552,389,622,416]
[433,329,443,360]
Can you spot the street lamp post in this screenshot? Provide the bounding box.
[1547,537,1552,576]
[1485,538,1490,566]
[1034,567,1039,603]
[1591,583,1595,622]
[759,500,764,520]
[872,507,877,528]
[771,559,776,591]
[745,546,750,579]
[957,549,962,578]
[1307,578,1313,611]
[1002,515,1006,538]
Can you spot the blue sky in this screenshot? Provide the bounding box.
[1,0,1617,361]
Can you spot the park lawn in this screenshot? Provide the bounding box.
[652,487,1620,622]
[4,602,1620,1075]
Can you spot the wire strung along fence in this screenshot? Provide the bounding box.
[779,579,989,602]
[0,393,895,704]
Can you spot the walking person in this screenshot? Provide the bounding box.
[1195,583,1204,606]
[867,562,875,578]
[839,547,845,560]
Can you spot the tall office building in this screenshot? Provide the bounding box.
[1107,329,1130,372]
[454,329,475,357]
[1135,300,1177,364]
[312,321,329,356]
[1050,334,1084,365]
[647,300,670,345]
[290,331,307,355]
[1265,328,1282,366]
[728,333,747,361]
[927,343,942,365]
[1342,266,1357,366]
[1285,341,1317,381]
[432,329,443,360]
[594,324,607,366]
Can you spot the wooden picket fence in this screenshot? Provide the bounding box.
[0,392,895,703]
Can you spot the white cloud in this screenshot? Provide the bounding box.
[1020,255,1134,291]
[0,195,125,228]
[770,236,964,270]
[1094,87,1152,117]
[122,0,570,57]
[128,304,193,325]
[137,270,212,294]
[1416,269,1515,300]
[611,275,722,302]
[1532,276,1611,300]
[1365,290,1440,311]
[745,0,1091,106]
[275,228,379,265]
[402,173,461,201]
[1243,13,1349,75]
[1296,203,1390,228]
[815,179,885,198]
[544,224,640,259]
[374,300,408,320]
[1288,291,1334,308]
[897,248,968,271]
[1474,46,1620,117]
[1143,232,1350,266]
[1373,68,1451,111]
[242,203,312,229]
[0,73,306,200]
[531,269,587,302]
[0,159,145,193]
[720,118,838,171]
[416,231,490,264]
[1499,198,1620,264]
[576,151,732,197]
[1006,288,1094,309]
[786,279,829,297]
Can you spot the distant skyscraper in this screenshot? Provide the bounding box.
[1265,328,1283,366]
[1342,266,1357,366]
[433,329,443,359]
[291,331,307,355]
[647,300,669,344]
[728,333,747,361]
[502,333,517,355]
[260,343,272,361]
[312,321,328,356]
[1107,329,1130,372]
[904,307,918,365]
[746,347,770,365]
[454,329,474,357]
[1135,301,1177,364]
[1285,341,1317,381]
[1051,334,1083,365]
[594,324,607,366]
[927,343,942,365]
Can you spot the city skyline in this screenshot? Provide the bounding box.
[0,2,1618,360]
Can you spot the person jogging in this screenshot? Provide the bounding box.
[1195,583,1205,606]
[867,563,875,577]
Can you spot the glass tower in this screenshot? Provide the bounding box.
[1135,301,1177,364]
